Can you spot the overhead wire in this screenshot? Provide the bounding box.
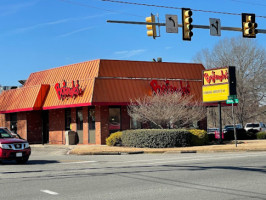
[101,0,266,18]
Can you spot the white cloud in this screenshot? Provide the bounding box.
[11,14,103,34]
[0,0,39,16]
[165,46,173,50]
[114,49,147,58]
[58,26,94,37]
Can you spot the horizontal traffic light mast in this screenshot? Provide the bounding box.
[107,11,266,41]
[107,19,266,33]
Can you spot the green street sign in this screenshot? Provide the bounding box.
[226,99,234,104]
[226,99,239,104]
[228,95,237,100]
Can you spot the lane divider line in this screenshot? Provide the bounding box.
[41,190,59,195]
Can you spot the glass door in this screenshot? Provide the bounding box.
[76,108,83,144]
[109,107,121,134]
[88,107,95,144]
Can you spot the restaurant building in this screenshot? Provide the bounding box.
[0,59,205,145]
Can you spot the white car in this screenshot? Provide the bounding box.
[244,123,266,132]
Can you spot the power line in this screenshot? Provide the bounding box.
[58,0,145,18]
[101,0,266,18]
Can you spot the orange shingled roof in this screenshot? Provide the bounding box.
[0,85,49,113]
[0,59,205,113]
[98,60,204,80]
[92,79,202,104]
[24,59,100,87]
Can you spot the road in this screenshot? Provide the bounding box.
[1,147,266,200]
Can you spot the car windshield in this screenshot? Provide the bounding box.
[224,125,233,129]
[246,124,260,128]
[0,129,13,138]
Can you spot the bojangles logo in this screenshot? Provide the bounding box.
[150,80,190,95]
[55,80,83,100]
[204,70,229,84]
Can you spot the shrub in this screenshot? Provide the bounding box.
[257,132,266,139]
[121,129,192,148]
[106,131,123,146]
[189,129,208,146]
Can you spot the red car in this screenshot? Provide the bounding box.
[0,128,31,164]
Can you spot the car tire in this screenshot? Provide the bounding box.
[16,156,29,164]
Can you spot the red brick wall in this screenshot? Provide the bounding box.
[83,106,89,144]
[0,114,6,127]
[26,111,42,143]
[49,109,65,144]
[95,106,109,145]
[17,112,27,140]
[121,106,130,131]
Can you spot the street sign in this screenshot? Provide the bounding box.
[226,99,239,104]
[228,95,237,100]
[166,14,178,33]
[209,18,221,36]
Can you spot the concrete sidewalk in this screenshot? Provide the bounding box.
[65,140,266,155]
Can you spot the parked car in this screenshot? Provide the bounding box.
[0,127,31,164]
[223,124,243,133]
[244,122,266,132]
[0,127,23,139]
[207,128,219,134]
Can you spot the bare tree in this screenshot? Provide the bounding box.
[194,37,266,126]
[128,92,206,129]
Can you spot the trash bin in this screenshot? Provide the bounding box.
[65,131,77,145]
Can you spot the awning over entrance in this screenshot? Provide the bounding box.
[0,84,50,113]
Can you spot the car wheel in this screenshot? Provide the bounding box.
[16,156,29,164]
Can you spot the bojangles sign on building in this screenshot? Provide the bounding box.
[150,80,190,95]
[55,80,83,100]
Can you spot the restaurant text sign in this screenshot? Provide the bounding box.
[55,80,83,100]
[150,80,190,95]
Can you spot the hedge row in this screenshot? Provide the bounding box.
[106,129,209,148]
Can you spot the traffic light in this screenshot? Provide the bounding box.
[242,13,258,38]
[146,13,157,39]
[182,8,193,41]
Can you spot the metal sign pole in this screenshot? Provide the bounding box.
[232,102,237,147]
[218,102,223,143]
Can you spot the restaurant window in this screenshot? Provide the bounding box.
[130,118,142,129]
[65,109,71,130]
[88,107,95,143]
[10,113,17,133]
[76,108,83,130]
[109,107,121,134]
[76,107,83,144]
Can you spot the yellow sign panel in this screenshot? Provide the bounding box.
[203,68,229,85]
[202,84,229,102]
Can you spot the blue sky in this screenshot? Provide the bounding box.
[1,0,266,86]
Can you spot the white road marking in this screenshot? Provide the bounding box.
[41,190,59,195]
[60,160,97,164]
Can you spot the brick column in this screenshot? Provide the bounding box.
[83,106,89,144]
[95,105,109,145]
[121,106,130,131]
[17,112,27,140]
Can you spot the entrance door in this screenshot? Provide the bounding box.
[76,108,83,144]
[88,107,96,144]
[42,111,49,144]
[109,107,121,135]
